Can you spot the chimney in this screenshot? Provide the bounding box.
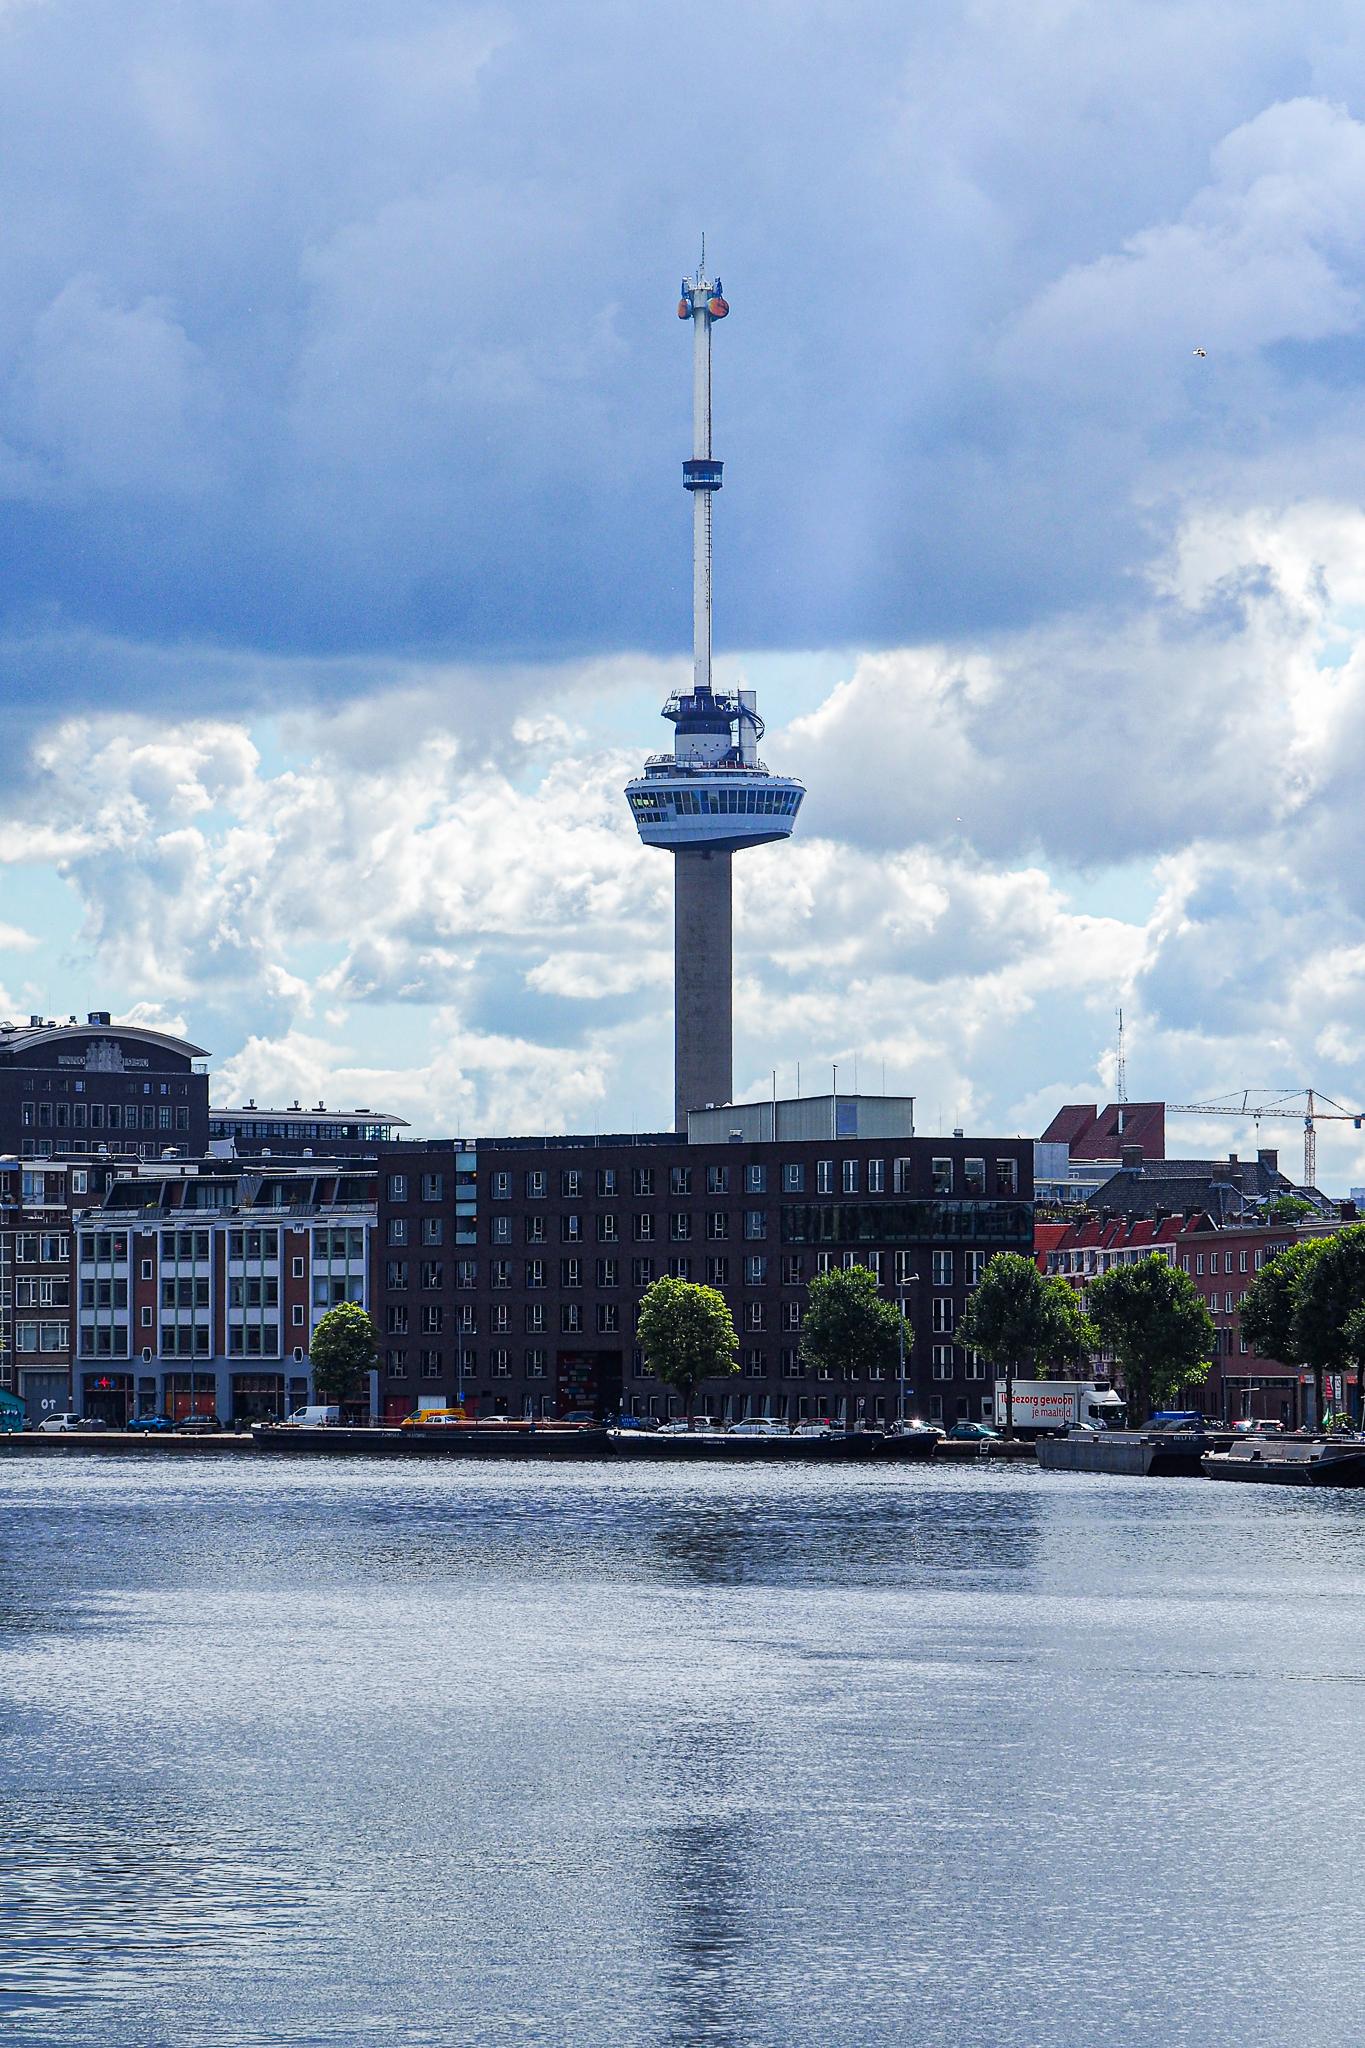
[1121,1144,1143,1170]
[1258,1149,1278,1174]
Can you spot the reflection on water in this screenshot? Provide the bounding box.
[2,1458,1365,2046]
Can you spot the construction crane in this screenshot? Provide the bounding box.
[1167,1090,1365,1188]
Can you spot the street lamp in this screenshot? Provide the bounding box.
[897,1279,919,1424]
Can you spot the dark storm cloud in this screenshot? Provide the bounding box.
[0,0,1362,721]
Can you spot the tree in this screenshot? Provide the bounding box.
[309,1300,380,1406]
[1265,1194,1314,1224]
[799,1265,911,1426]
[1034,1277,1098,1381]
[955,1251,1074,1437]
[1274,1226,1365,1427]
[1240,1237,1331,1426]
[636,1276,739,1421]
[1085,1255,1214,1423]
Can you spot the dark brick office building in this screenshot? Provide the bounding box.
[373,1107,1033,1427]
[0,1013,209,1161]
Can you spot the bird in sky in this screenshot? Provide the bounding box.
[1192,346,1207,357]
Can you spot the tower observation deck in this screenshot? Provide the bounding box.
[624,263,805,1130]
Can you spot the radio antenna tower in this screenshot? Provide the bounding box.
[1115,1007,1128,1104]
[624,261,806,1130]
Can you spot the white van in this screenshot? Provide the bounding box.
[281,1405,341,1428]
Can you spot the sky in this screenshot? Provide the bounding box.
[6,0,1365,1182]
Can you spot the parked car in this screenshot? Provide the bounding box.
[560,1410,597,1424]
[1233,1418,1285,1434]
[37,1412,85,1434]
[887,1418,943,1440]
[174,1415,222,1434]
[127,1412,175,1432]
[726,1418,790,1438]
[947,1421,999,1441]
[399,1408,469,1428]
[791,1421,837,1439]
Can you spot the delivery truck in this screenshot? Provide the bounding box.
[991,1378,1126,1436]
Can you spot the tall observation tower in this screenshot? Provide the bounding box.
[625,263,805,1131]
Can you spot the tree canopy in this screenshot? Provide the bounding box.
[309,1300,379,1404]
[955,1251,1094,1434]
[636,1276,739,1417]
[1243,1227,1365,1425]
[799,1265,911,1411]
[1085,1255,1213,1422]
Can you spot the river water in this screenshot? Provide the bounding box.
[1,1455,1363,2047]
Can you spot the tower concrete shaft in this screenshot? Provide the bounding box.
[673,847,732,1133]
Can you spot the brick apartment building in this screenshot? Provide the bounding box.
[73,1159,376,1425]
[1038,1212,1343,1424]
[373,1103,1034,1427]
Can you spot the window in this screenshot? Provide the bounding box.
[492,1171,511,1199]
[388,1218,408,1246]
[745,1163,766,1194]
[597,1168,618,1198]
[932,1298,955,1334]
[667,1257,692,1280]
[1225,1251,1234,1275]
[420,1173,443,1201]
[783,1300,801,1331]
[140,1305,152,1328]
[931,1158,953,1195]
[964,1350,985,1381]
[491,1350,511,1378]
[456,1260,477,1289]
[744,1349,765,1378]
[965,1250,987,1285]
[525,1303,545,1333]
[783,1162,804,1193]
[746,1255,768,1287]
[491,1261,512,1288]
[633,1167,655,1198]
[670,1167,692,1196]
[596,1258,620,1288]
[420,1350,441,1379]
[670,1213,692,1241]
[868,1159,885,1194]
[420,1261,443,1290]
[781,1255,804,1286]
[705,1256,729,1286]
[744,1211,767,1241]
[140,1258,153,1281]
[632,1258,654,1287]
[562,1214,583,1243]
[292,1304,305,1327]
[597,1303,620,1334]
[1195,1254,1204,1276]
[932,1345,954,1380]
[421,1217,443,1246]
[597,1214,619,1243]
[842,1159,859,1194]
[816,1160,833,1194]
[706,1165,730,1196]
[964,1159,986,1195]
[420,1305,443,1335]
[492,1304,509,1333]
[561,1169,583,1199]
[706,1211,728,1241]
[562,1304,583,1334]
[995,1158,1018,1195]
[526,1171,546,1199]
[1239,1249,1249,1273]
[561,1258,582,1288]
[746,1302,765,1331]
[932,1250,953,1287]
[893,1158,914,1194]
[526,1260,545,1289]
[781,1349,802,1380]
[387,1306,409,1335]
[387,1174,407,1201]
[492,1216,512,1244]
[458,1306,477,1333]
[387,1350,408,1379]
[864,1251,883,1283]
[816,1251,835,1274]
[292,1256,305,1280]
[525,1348,547,1378]
[894,1250,916,1287]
